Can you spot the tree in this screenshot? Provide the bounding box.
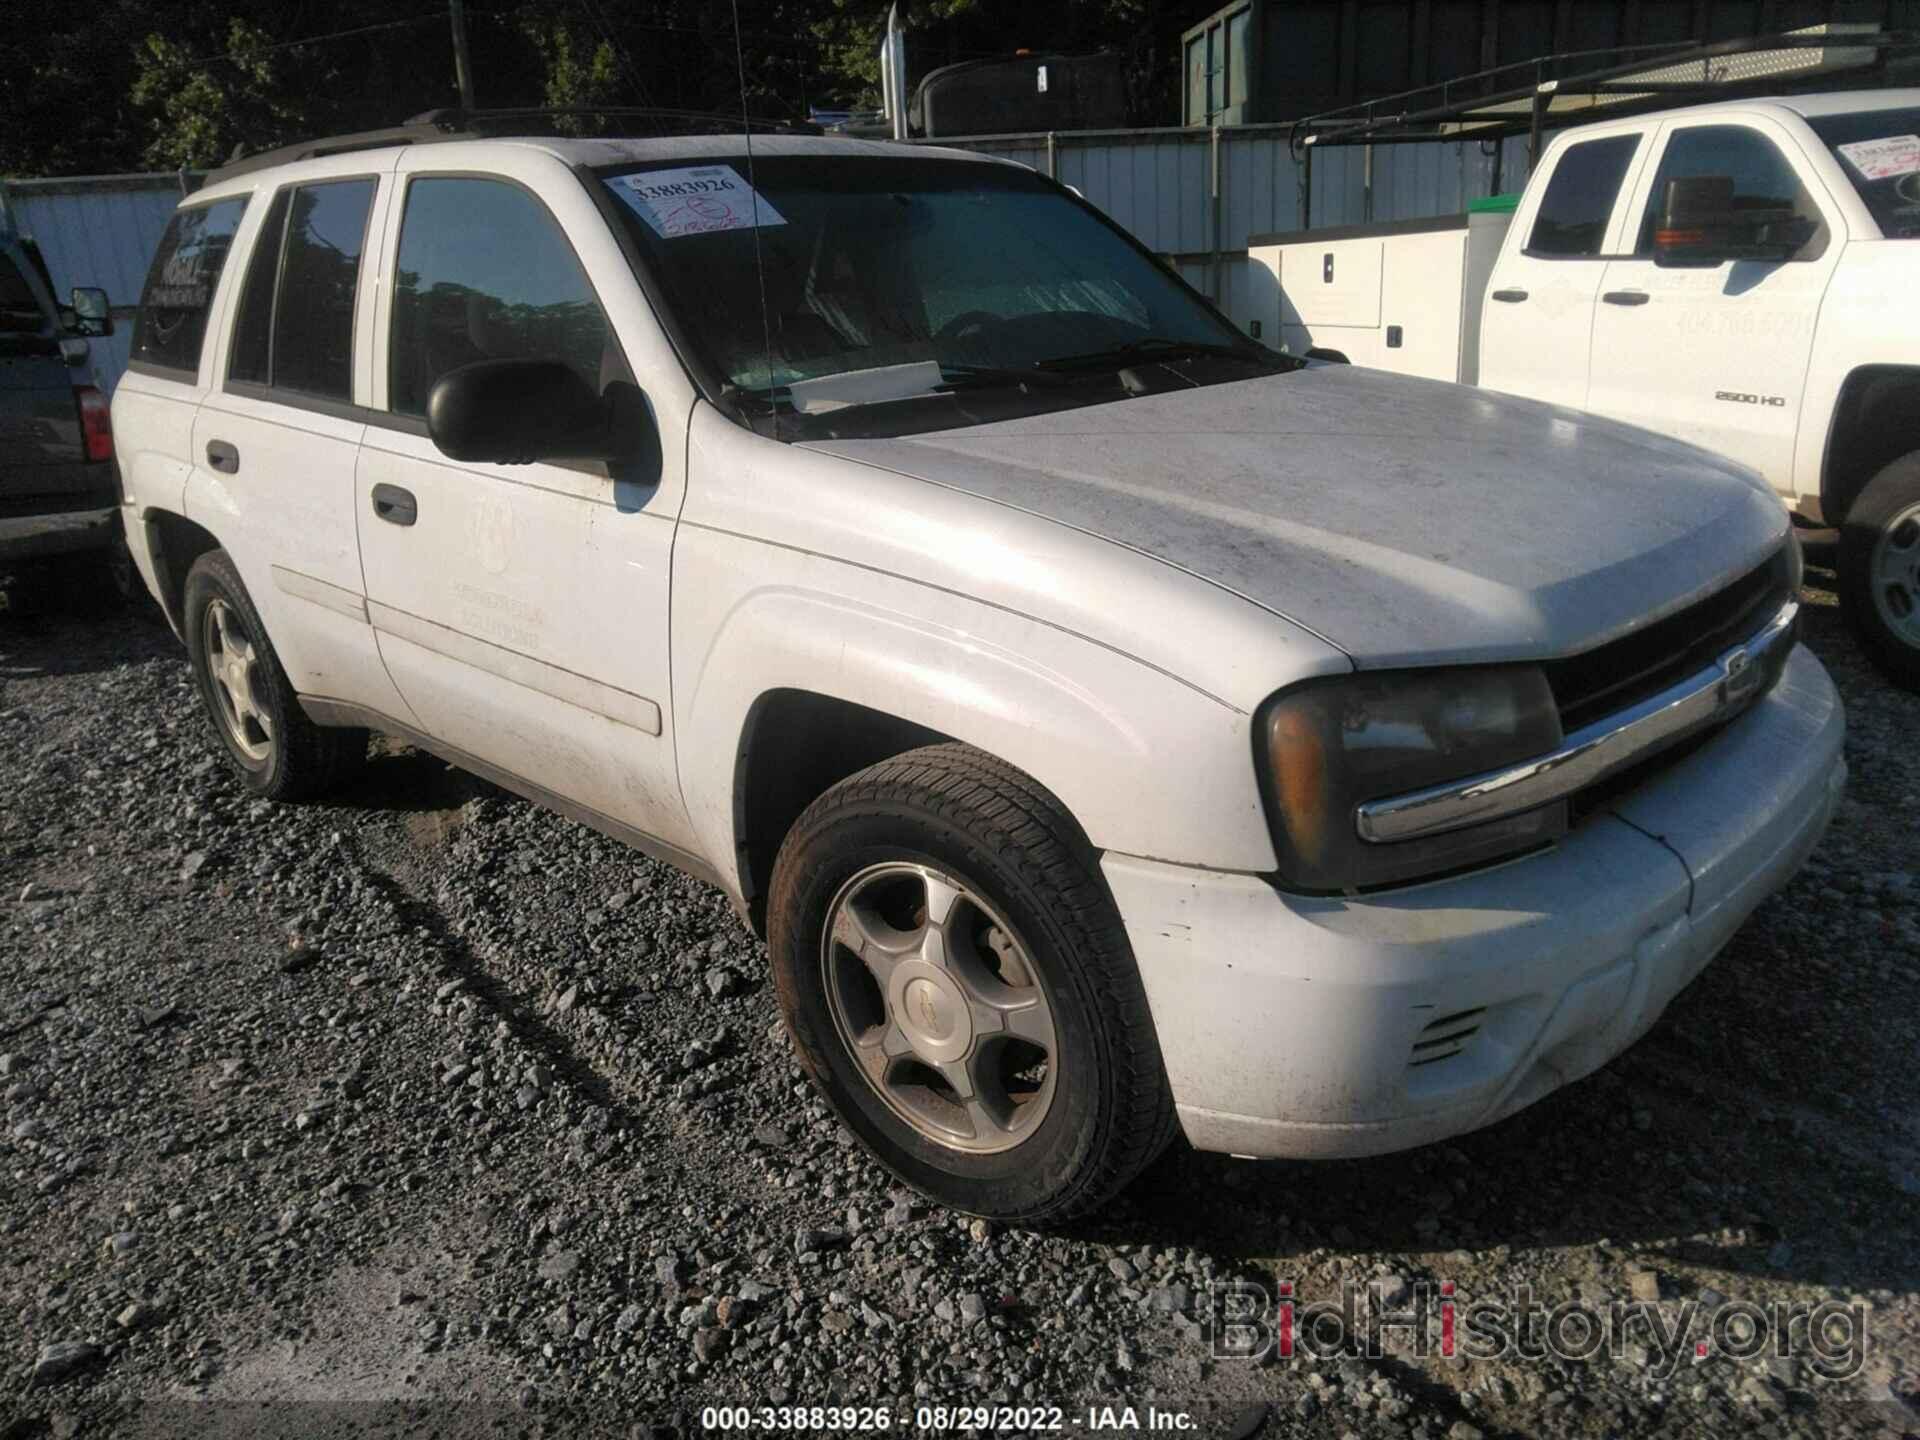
[129,18,317,170]
[0,0,1226,178]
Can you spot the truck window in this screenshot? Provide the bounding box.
[133,198,248,376]
[1806,106,1920,240]
[0,252,48,335]
[1526,134,1639,257]
[388,177,613,418]
[1632,125,1823,257]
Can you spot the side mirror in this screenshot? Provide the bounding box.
[1655,176,1810,267]
[426,359,649,466]
[69,286,112,337]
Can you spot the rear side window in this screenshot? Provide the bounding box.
[1526,134,1640,257]
[133,198,248,375]
[227,179,376,401]
[388,177,612,418]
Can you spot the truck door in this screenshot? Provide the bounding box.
[1587,119,1843,492]
[1477,128,1649,411]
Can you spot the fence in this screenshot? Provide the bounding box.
[0,172,196,393]
[922,122,1533,339]
[0,125,1528,392]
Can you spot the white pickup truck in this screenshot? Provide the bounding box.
[1253,89,1920,690]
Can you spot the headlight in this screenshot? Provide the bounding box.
[1258,667,1567,892]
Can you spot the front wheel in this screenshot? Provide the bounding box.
[1839,451,1920,692]
[767,744,1176,1223]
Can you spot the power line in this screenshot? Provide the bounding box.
[575,0,654,110]
[147,13,448,72]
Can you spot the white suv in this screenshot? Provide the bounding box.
[114,116,1845,1221]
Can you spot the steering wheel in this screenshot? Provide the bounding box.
[936,310,1003,341]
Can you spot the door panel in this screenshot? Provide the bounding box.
[355,158,693,853]
[188,166,411,718]
[356,432,690,848]
[1588,120,1841,492]
[1478,129,1650,411]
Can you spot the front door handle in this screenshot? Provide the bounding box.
[206,440,239,474]
[371,483,418,527]
[1490,288,1528,304]
[1602,290,1651,306]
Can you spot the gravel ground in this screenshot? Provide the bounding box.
[1,559,1916,1440]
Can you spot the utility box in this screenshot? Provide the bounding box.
[1249,195,1517,384]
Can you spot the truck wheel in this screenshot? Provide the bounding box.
[1839,451,1920,692]
[767,743,1176,1223]
[183,550,367,800]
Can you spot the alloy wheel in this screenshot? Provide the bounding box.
[201,596,275,763]
[820,862,1059,1155]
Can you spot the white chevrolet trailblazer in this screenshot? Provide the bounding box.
[113,116,1846,1220]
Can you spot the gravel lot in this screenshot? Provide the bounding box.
[2,559,1916,1439]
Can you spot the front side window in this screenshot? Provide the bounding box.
[597,154,1280,439]
[133,198,248,375]
[388,177,613,419]
[1527,134,1640,257]
[1807,106,1920,239]
[1633,125,1823,257]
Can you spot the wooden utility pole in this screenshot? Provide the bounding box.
[450,0,477,112]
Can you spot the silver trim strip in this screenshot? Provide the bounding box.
[271,565,368,622]
[1356,600,1800,844]
[367,599,663,738]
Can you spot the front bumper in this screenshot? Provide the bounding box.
[1106,643,1845,1160]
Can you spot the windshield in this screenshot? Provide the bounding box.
[597,155,1287,438]
[1806,107,1920,239]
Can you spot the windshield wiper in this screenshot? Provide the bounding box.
[1033,336,1279,372]
[935,363,1068,391]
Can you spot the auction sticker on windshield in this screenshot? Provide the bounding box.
[608,166,788,238]
[1837,135,1920,182]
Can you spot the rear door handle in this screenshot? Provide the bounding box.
[1490,288,1528,303]
[371,483,417,527]
[1602,290,1651,306]
[205,440,239,474]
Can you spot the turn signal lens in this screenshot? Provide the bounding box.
[1260,667,1566,893]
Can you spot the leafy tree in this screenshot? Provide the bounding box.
[1,0,1226,178]
[129,18,318,170]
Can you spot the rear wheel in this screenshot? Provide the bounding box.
[1839,451,1920,692]
[767,743,1176,1223]
[183,550,367,799]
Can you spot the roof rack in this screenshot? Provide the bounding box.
[1290,25,1920,161]
[206,106,821,182]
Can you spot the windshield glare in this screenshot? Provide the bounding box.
[599,156,1264,424]
[1807,107,1920,239]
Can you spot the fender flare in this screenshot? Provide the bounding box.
[677,584,1278,903]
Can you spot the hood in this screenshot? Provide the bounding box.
[803,365,1789,668]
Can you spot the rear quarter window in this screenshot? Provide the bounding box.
[133,197,248,377]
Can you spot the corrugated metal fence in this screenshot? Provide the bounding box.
[0,126,1526,391]
[923,122,1532,338]
[0,172,197,393]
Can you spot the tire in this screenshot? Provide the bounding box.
[183,550,367,800]
[1838,450,1920,693]
[767,743,1176,1223]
